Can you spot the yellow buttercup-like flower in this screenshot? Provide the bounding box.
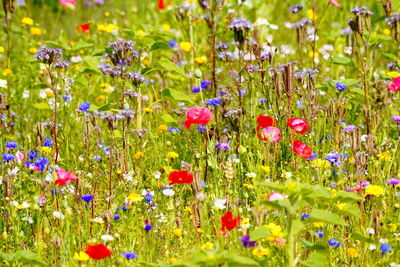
[365,185,384,197]
[179,42,191,52]
[74,251,89,261]
[126,193,143,203]
[0,46,4,53]
[21,17,33,26]
[134,151,144,159]
[29,47,38,54]
[143,107,153,113]
[201,242,215,250]
[2,69,12,76]
[313,222,325,228]
[195,56,207,64]
[387,72,400,78]
[158,124,168,132]
[167,152,179,159]
[347,248,358,258]
[31,27,42,35]
[173,228,183,237]
[307,9,317,20]
[377,152,391,161]
[252,247,270,257]
[383,28,391,36]
[261,165,271,173]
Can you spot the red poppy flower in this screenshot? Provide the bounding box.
[287,118,310,134]
[76,23,90,33]
[184,106,212,129]
[168,170,193,185]
[256,115,276,140]
[157,0,164,9]
[221,211,241,231]
[293,140,312,159]
[85,244,111,260]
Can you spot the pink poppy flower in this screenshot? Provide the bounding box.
[387,77,400,92]
[184,106,212,129]
[267,192,287,201]
[261,126,282,143]
[16,151,24,163]
[55,169,78,186]
[328,0,340,8]
[288,118,310,134]
[59,0,76,8]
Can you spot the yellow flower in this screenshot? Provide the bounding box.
[0,46,4,53]
[40,146,52,155]
[336,203,347,210]
[265,223,283,240]
[97,23,119,33]
[29,47,38,54]
[168,258,179,263]
[167,152,179,159]
[31,27,42,35]
[377,152,391,161]
[173,228,182,237]
[252,247,270,258]
[243,183,254,190]
[307,9,317,20]
[143,59,150,66]
[2,69,12,76]
[184,206,192,213]
[104,12,110,17]
[74,251,89,261]
[134,151,144,159]
[126,193,143,203]
[179,42,191,52]
[195,56,207,64]
[116,169,123,175]
[365,185,384,197]
[308,51,319,58]
[143,107,153,113]
[347,248,358,258]
[312,159,330,169]
[21,17,33,26]
[201,242,215,250]
[261,165,271,173]
[136,29,146,37]
[387,71,400,78]
[163,24,171,31]
[96,95,105,103]
[383,28,391,36]
[158,124,168,132]
[313,222,325,228]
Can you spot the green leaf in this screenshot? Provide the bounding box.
[302,252,329,267]
[151,42,172,51]
[82,56,101,75]
[334,191,364,202]
[225,255,260,267]
[340,203,361,218]
[161,114,178,126]
[157,58,186,78]
[292,219,305,235]
[14,250,48,266]
[34,102,50,110]
[69,41,93,51]
[351,233,377,244]
[162,88,193,104]
[113,129,123,139]
[332,57,353,65]
[309,209,346,226]
[249,226,272,241]
[43,41,67,49]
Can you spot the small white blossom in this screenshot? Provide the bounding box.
[213,198,227,209]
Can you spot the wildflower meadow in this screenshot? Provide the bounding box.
[1,0,400,266]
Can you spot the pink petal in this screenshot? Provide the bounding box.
[328,0,340,7]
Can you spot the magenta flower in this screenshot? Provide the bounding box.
[55,169,78,186]
[387,77,400,91]
[59,0,76,8]
[261,126,282,143]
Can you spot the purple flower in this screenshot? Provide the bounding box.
[386,178,400,186]
[216,142,230,151]
[392,115,400,123]
[328,238,341,248]
[5,141,18,149]
[200,80,211,90]
[335,82,346,91]
[343,125,357,133]
[315,231,324,238]
[241,234,256,247]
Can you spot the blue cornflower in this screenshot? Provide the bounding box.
[121,252,137,260]
[301,213,310,220]
[192,86,201,93]
[34,157,49,172]
[5,141,18,149]
[196,125,207,133]
[335,82,346,91]
[145,194,153,202]
[259,98,267,104]
[206,97,222,106]
[167,39,177,48]
[2,153,15,162]
[168,126,180,134]
[200,80,211,90]
[78,101,90,112]
[42,137,53,147]
[315,231,324,238]
[92,155,102,161]
[114,215,121,220]
[144,223,152,231]
[81,194,94,202]
[307,152,318,161]
[28,150,38,159]
[380,244,391,256]
[328,238,341,248]
[62,95,72,102]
